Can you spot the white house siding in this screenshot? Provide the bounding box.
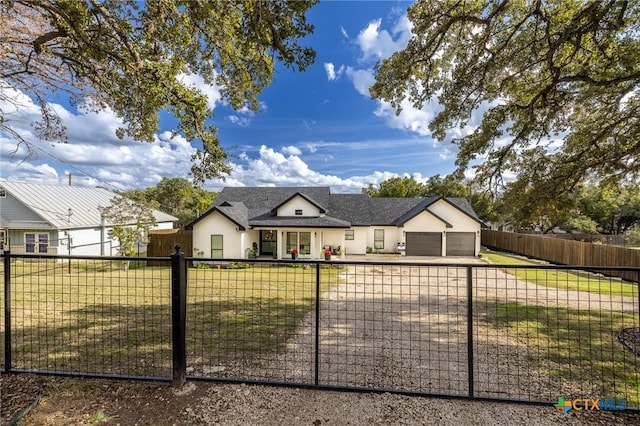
[192,212,244,259]
[366,226,402,254]
[427,200,481,255]
[66,221,175,256]
[67,228,110,256]
[154,222,174,230]
[343,227,368,255]
[276,197,321,217]
[321,229,344,255]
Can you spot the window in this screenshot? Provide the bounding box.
[299,232,310,255]
[0,188,5,197]
[211,235,223,259]
[286,231,310,255]
[295,209,303,216]
[25,232,49,253]
[0,230,5,250]
[345,230,354,240]
[286,232,298,254]
[374,229,384,250]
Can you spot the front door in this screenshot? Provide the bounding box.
[260,230,277,256]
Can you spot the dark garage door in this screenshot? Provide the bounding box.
[406,232,442,256]
[446,232,476,256]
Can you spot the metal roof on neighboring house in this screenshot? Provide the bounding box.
[0,180,177,229]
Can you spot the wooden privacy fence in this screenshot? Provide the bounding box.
[148,229,192,264]
[482,230,640,282]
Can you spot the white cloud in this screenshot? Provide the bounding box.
[323,63,345,81]
[281,145,302,156]
[340,26,349,38]
[0,85,197,189]
[324,62,337,80]
[373,98,439,136]
[345,67,375,97]
[227,115,251,127]
[356,16,412,62]
[176,72,223,110]
[201,144,426,194]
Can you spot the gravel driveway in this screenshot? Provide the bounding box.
[187,256,639,424]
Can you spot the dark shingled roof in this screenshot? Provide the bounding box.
[250,215,350,228]
[215,187,331,219]
[328,194,371,225]
[187,187,483,229]
[215,201,249,230]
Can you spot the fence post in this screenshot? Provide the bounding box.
[4,250,11,372]
[171,244,187,387]
[467,265,474,398]
[314,261,321,387]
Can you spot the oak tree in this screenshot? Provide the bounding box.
[1,0,317,182]
[371,0,640,207]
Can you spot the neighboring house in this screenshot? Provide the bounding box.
[187,186,483,260]
[0,181,177,255]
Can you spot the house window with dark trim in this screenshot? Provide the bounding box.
[345,230,354,240]
[374,229,384,250]
[295,209,303,216]
[0,230,6,250]
[0,189,6,197]
[25,232,49,253]
[211,235,223,259]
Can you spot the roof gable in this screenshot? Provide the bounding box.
[271,192,327,216]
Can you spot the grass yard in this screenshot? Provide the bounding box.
[481,300,640,406]
[1,258,339,377]
[481,249,638,297]
[478,249,640,406]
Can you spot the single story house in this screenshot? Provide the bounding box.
[187,186,483,260]
[0,180,177,255]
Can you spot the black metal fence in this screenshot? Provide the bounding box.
[2,249,639,410]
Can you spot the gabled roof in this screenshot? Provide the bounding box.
[0,180,177,229]
[189,186,483,230]
[270,192,327,215]
[204,201,250,230]
[393,197,453,227]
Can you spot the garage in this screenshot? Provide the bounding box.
[445,232,476,256]
[406,232,442,256]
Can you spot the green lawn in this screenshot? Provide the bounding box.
[481,300,640,406]
[1,259,339,376]
[480,249,638,297]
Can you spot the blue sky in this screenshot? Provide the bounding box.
[0,1,466,193]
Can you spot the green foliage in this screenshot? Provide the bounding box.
[87,410,107,424]
[364,176,426,197]
[99,196,157,259]
[1,0,317,182]
[120,177,216,227]
[371,0,640,212]
[496,180,640,234]
[227,262,251,269]
[365,174,469,198]
[573,182,640,235]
